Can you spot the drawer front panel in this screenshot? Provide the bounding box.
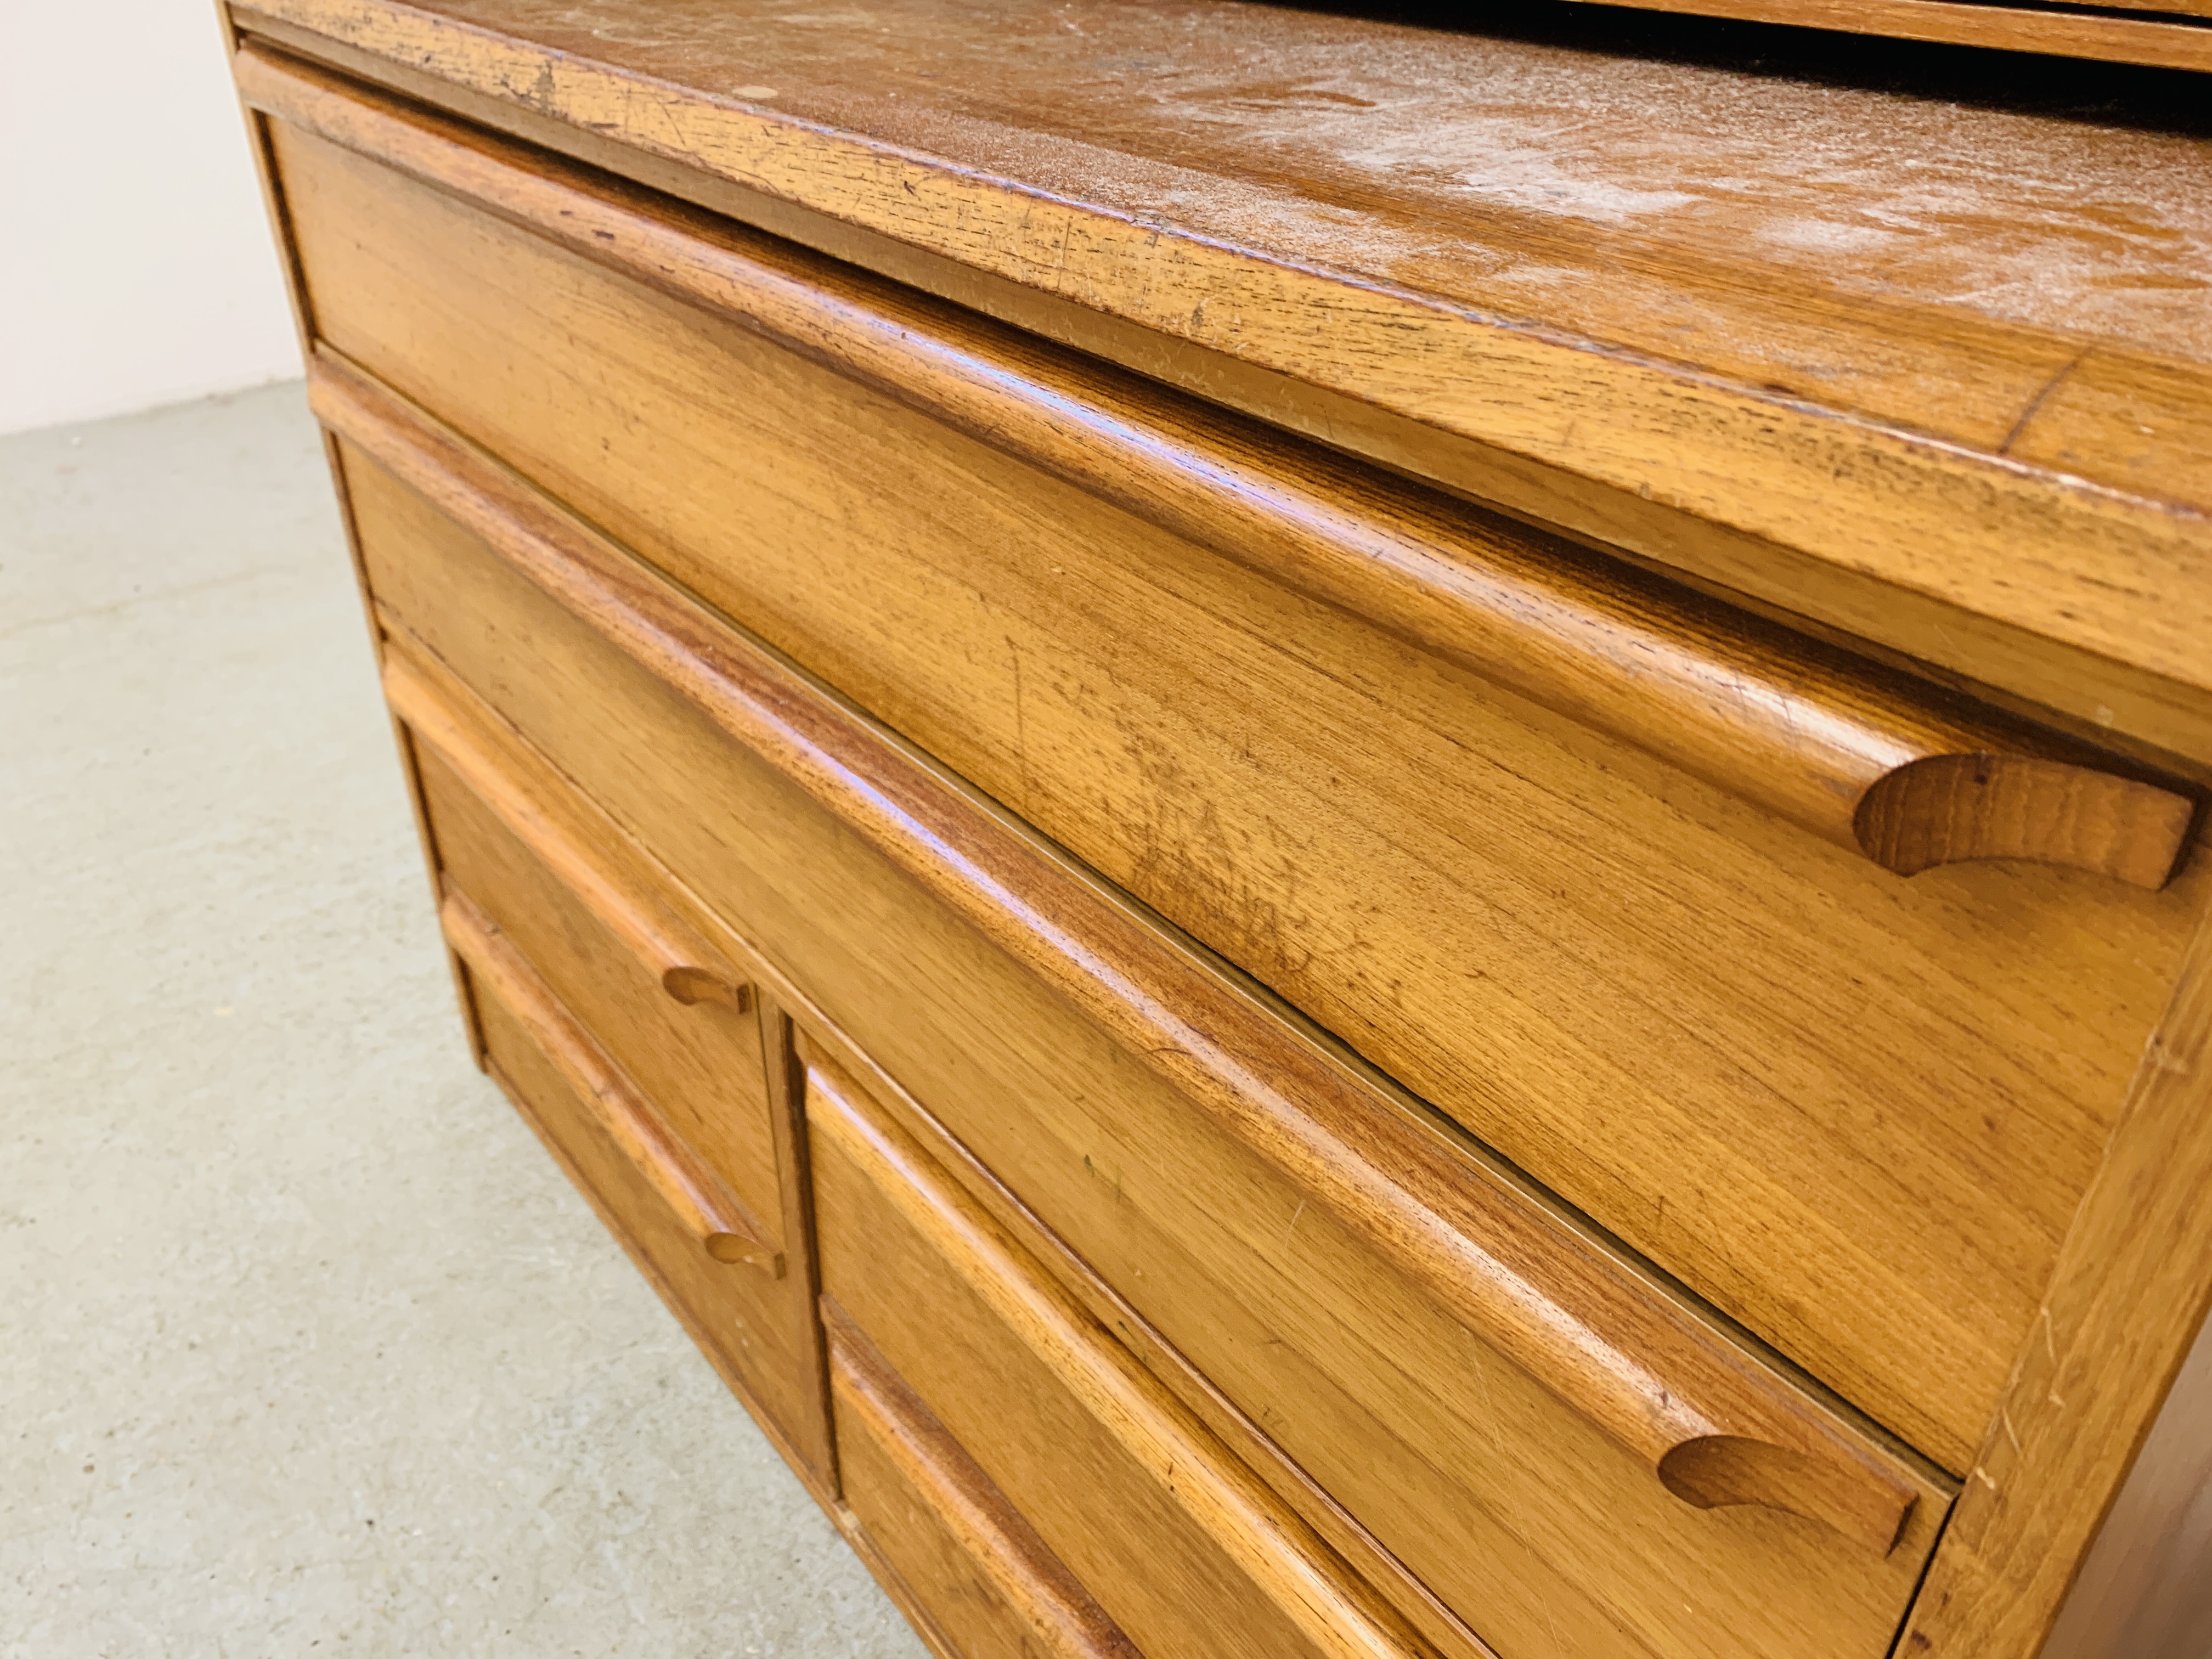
[407,706,785,1240]
[334,425,1949,1659]
[458,945,819,1459]
[830,1313,1143,1659]
[268,103,2208,1469]
[809,1055,1419,1659]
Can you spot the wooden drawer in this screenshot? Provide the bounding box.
[398,657,786,1251]
[829,1310,1141,1659]
[396,656,830,1476]
[324,359,1954,1659]
[253,68,2211,1474]
[811,1052,1412,1659]
[445,888,824,1477]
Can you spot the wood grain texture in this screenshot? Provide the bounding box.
[463,975,832,1491]
[828,1302,1149,1659]
[228,8,2212,1652]
[786,979,1498,1659]
[439,886,781,1272]
[269,99,2211,1471]
[234,46,2197,890]
[318,346,1934,1554]
[386,651,750,1007]
[2040,1308,2212,1659]
[229,11,2212,781]
[230,0,2212,719]
[389,642,789,1241]
[808,1056,1435,1659]
[381,598,1488,1659]
[1900,904,2212,1659]
[326,384,1965,1659]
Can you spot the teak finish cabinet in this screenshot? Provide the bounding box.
[223,4,2212,1656]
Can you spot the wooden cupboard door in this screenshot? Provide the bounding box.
[453,934,827,1478]
[806,1051,1427,1659]
[400,662,785,1242]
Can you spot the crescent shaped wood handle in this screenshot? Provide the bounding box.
[385,652,751,1011]
[316,347,1933,1554]
[440,887,782,1274]
[238,41,2196,890]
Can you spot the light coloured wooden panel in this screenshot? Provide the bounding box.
[324,343,1950,1555]
[1901,906,2212,1657]
[234,0,2212,725]
[242,52,2193,890]
[413,742,786,1240]
[829,1314,1144,1659]
[334,422,1951,1659]
[460,960,825,1473]
[810,1056,1431,1659]
[274,114,2212,1468]
[228,18,2212,781]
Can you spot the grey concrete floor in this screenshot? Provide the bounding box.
[1,384,929,1658]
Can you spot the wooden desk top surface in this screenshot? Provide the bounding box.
[242,0,2212,751]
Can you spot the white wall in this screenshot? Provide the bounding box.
[1,4,301,436]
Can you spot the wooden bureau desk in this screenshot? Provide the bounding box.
[222,4,2212,1655]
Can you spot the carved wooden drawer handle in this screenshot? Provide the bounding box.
[440,886,782,1274]
[314,351,1934,1554]
[386,653,750,1011]
[239,42,2196,890]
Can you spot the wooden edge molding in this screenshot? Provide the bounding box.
[385,649,752,1009]
[805,1057,1435,1659]
[822,1299,1147,1659]
[238,43,2196,891]
[312,345,1945,1554]
[227,5,2212,703]
[1587,0,2212,72]
[437,884,783,1274]
[1901,904,2212,1658]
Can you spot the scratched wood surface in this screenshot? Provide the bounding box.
[331,409,1954,1659]
[272,110,2209,1472]
[1901,909,2212,1656]
[232,0,2212,780]
[222,5,2212,1654]
[240,48,2196,892]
